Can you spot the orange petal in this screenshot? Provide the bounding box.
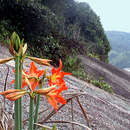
[57,85,68,94]
[11,80,15,84]
[37,70,44,77]
[52,59,62,74]
[60,72,71,77]
[58,59,62,71]
[22,81,27,88]
[29,62,37,74]
[13,69,15,73]
[52,66,56,74]
[31,80,37,91]
[56,94,66,104]
[47,94,58,111]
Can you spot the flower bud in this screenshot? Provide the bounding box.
[0,89,24,96]
[5,91,27,99]
[6,91,27,101]
[10,32,21,52]
[7,94,23,101]
[35,86,56,95]
[27,56,51,66]
[0,57,14,64]
[0,89,27,101]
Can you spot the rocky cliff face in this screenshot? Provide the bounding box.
[0,43,130,130]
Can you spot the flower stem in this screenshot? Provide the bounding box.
[33,95,40,130]
[33,83,42,130]
[19,62,23,130]
[14,56,21,130]
[29,97,34,130]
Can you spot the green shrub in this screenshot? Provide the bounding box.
[90,77,113,93]
[88,53,100,60]
[63,56,87,79]
[0,20,19,44]
[0,20,10,43]
[28,36,63,65]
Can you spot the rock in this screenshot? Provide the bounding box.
[0,43,130,130]
[79,55,130,100]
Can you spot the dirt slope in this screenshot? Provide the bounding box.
[0,43,130,130]
[79,55,130,100]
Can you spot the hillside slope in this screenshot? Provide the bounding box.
[79,55,130,100]
[0,43,130,130]
[106,31,130,68]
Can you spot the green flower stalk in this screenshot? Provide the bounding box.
[29,97,34,130]
[10,32,24,130]
[19,61,23,130]
[33,82,43,130]
[14,56,21,130]
[0,32,26,130]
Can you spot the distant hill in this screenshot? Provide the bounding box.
[106,31,130,68]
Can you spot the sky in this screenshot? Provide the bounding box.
[76,0,130,33]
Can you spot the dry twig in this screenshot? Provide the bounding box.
[76,96,90,127]
[0,65,13,130]
[71,99,74,130]
[39,94,82,124]
[44,120,91,130]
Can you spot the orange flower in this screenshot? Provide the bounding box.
[35,85,66,111]
[11,62,44,91]
[46,89,66,111]
[48,60,71,91]
[22,62,44,91]
[0,89,27,101]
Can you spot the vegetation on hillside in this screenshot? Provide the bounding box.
[0,0,110,60]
